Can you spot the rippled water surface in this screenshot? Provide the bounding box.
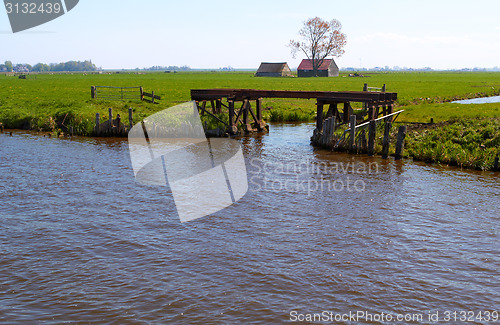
[452,95,500,104]
[1,125,499,324]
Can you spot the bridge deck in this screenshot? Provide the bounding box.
[191,88,397,103]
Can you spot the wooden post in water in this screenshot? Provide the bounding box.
[395,125,407,160]
[0,122,3,133]
[368,120,376,156]
[494,157,499,171]
[116,114,121,136]
[242,100,252,133]
[359,129,367,153]
[382,121,392,159]
[128,107,134,130]
[108,108,113,135]
[95,113,100,136]
[349,115,356,152]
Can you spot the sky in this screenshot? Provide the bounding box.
[1,0,499,70]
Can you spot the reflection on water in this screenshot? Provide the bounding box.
[0,126,499,323]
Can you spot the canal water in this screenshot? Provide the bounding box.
[1,124,499,324]
[452,95,500,104]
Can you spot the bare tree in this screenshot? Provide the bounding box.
[290,17,347,77]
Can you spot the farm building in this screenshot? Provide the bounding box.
[297,59,339,77]
[255,62,293,77]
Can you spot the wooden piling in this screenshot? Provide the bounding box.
[128,107,134,130]
[316,101,324,132]
[216,99,222,114]
[95,113,100,136]
[0,122,3,133]
[116,114,121,136]
[108,108,113,135]
[256,98,265,130]
[359,129,367,153]
[382,121,392,159]
[395,125,407,160]
[228,100,238,135]
[349,115,356,152]
[343,102,352,123]
[494,157,499,171]
[242,100,252,133]
[368,120,376,156]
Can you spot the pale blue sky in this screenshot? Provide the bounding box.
[1,0,499,69]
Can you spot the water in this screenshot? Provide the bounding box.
[1,126,499,324]
[452,95,500,104]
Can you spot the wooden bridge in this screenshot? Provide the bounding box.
[191,88,398,136]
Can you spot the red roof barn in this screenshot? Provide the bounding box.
[297,59,339,77]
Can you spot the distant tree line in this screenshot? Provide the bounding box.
[0,60,98,72]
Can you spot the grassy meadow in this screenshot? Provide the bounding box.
[1,71,499,169]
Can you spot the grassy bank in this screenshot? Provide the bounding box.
[1,71,499,170]
[404,119,500,170]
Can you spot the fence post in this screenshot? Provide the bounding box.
[368,120,376,156]
[395,125,407,160]
[91,86,96,99]
[349,115,356,152]
[382,121,392,159]
[152,91,155,104]
[140,87,144,101]
[382,84,386,92]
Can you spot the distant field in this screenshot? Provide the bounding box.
[1,71,499,133]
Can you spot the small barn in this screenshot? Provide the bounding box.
[297,59,339,77]
[255,62,293,77]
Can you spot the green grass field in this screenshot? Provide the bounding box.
[1,71,499,169]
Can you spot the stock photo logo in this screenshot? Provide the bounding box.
[128,101,248,223]
[4,0,79,33]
